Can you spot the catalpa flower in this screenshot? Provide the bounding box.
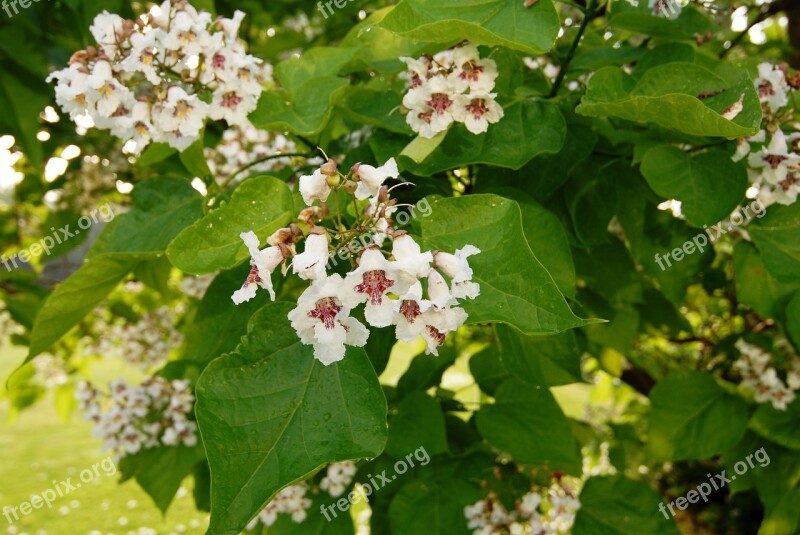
[231,231,284,304]
[288,274,369,365]
[353,158,400,200]
[755,63,791,112]
[402,42,504,138]
[342,248,400,327]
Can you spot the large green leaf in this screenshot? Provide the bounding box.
[421,195,595,335]
[389,476,481,535]
[386,391,449,458]
[647,371,749,461]
[250,47,355,136]
[495,324,583,387]
[27,254,143,359]
[476,378,582,474]
[640,146,747,227]
[733,242,799,322]
[748,203,800,284]
[749,400,800,451]
[195,303,388,535]
[573,476,681,535]
[119,445,205,514]
[89,176,203,257]
[399,100,566,176]
[380,0,560,55]
[577,64,761,138]
[166,177,294,274]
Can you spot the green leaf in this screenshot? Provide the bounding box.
[27,254,143,359]
[0,70,49,168]
[166,177,294,274]
[469,345,510,396]
[179,137,212,178]
[119,445,205,514]
[577,65,761,138]
[275,47,357,93]
[341,87,413,135]
[396,345,457,399]
[750,399,800,450]
[386,392,449,458]
[495,324,583,387]
[89,177,203,257]
[788,293,800,349]
[422,194,595,335]
[647,371,749,460]
[749,203,800,283]
[400,100,566,176]
[573,476,681,535]
[640,146,747,227]
[135,142,177,167]
[380,0,560,55]
[389,477,481,535]
[476,378,582,474]
[195,303,387,535]
[733,242,799,322]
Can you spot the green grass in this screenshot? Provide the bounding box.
[0,344,209,535]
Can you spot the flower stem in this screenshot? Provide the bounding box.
[549,0,598,98]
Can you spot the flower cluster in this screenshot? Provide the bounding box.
[231,157,480,365]
[245,482,312,530]
[464,479,582,535]
[246,461,356,530]
[205,123,298,186]
[319,461,357,497]
[31,354,70,389]
[401,44,503,138]
[76,377,198,460]
[48,0,267,153]
[85,306,183,371]
[734,340,800,411]
[180,273,216,299]
[733,64,800,208]
[624,0,681,18]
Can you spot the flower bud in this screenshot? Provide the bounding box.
[320,158,338,176]
[341,180,358,194]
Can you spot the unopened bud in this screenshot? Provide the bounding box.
[342,180,357,194]
[378,185,389,204]
[325,173,340,188]
[320,158,338,176]
[350,163,362,179]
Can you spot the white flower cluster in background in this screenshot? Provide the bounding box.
[401,43,503,138]
[47,0,268,153]
[319,461,357,497]
[464,478,582,535]
[205,124,297,186]
[734,340,800,411]
[732,64,800,208]
[246,482,312,530]
[85,306,183,371]
[231,157,480,365]
[30,354,70,389]
[76,377,198,460]
[246,461,356,530]
[180,273,216,299]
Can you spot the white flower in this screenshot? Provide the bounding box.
[451,93,504,135]
[518,492,542,517]
[232,231,284,304]
[89,11,126,58]
[420,305,468,356]
[650,0,681,19]
[299,168,331,206]
[152,86,208,151]
[748,130,800,186]
[448,45,498,93]
[390,234,433,285]
[342,249,399,327]
[320,461,357,497]
[353,158,399,200]
[288,274,369,365]
[433,245,481,300]
[393,281,433,343]
[292,233,329,281]
[756,63,790,112]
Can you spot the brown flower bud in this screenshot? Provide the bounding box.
[341,180,357,194]
[320,158,338,176]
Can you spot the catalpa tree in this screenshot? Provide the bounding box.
[1,0,799,534]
